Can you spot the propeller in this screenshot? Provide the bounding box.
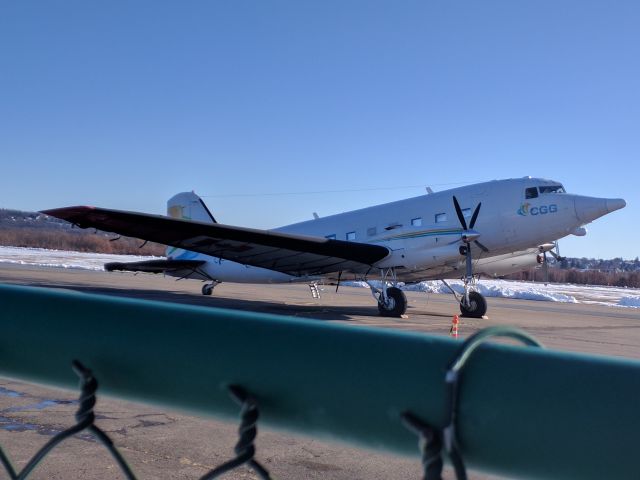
[539,242,565,284]
[547,242,565,263]
[453,195,489,282]
[453,196,489,253]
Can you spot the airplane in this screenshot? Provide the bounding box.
[42,177,626,318]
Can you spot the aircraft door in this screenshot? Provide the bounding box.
[500,188,523,247]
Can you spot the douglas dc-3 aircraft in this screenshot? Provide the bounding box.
[42,177,625,318]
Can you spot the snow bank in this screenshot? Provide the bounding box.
[345,279,578,303]
[407,280,577,303]
[0,246,158,271]
[619,297,640,308]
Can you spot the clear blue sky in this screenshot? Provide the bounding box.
[1,1,637,259]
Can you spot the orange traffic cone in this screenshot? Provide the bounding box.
[450,314,460,339]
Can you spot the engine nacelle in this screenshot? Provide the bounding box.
[377,244,461,270]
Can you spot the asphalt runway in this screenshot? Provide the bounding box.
[1,264,639,479]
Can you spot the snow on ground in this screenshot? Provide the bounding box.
[619,296,640,308]
[1,246,639,309]
[347,279,640,308]
[408,280,580,303]
[0,246,158,271]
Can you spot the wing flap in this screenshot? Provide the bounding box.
[42,206,390,276]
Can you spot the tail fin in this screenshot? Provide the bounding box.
[166,192,216,259]
[167,191,217,224]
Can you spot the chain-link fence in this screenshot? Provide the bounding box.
[1,284,639,479]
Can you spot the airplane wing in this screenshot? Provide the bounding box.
[41,206,390,276]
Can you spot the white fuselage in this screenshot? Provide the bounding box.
[167,178,624,284]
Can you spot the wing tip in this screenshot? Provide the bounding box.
[40,206,96,218]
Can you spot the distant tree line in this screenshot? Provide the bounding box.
[0,209,164,256]
[0,228,165,256]
[505,263,640,288]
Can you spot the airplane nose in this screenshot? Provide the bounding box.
[606,198,626,213]
[574,196,626,224]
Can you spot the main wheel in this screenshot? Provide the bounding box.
[460,291,487,318]
[202,283,214,296]
[377,287,408,317]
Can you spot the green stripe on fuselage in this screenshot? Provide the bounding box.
[371,228,463,243]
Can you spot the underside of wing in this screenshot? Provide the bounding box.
[42,206,390,276]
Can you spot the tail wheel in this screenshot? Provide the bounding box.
[460,291,487,318]
[378,287,407,317]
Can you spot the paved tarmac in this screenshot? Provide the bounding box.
[1,264,639,479]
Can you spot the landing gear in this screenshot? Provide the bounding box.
[377,286,407,317]
[460,290,487,318]
[368,268,407,318]
[449,195,490,318]
[201,282,218,296]
[441,279,488,318]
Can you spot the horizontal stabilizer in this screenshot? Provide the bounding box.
[104,259,206,274]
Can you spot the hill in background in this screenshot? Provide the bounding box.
[0,208,165,256]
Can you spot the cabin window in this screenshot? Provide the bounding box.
[539,185,566,194]
[346,231,356,241]
[411,217,422,227]
[435,213,447,223]
[525,187,538,199]
[325,234,336,240]
[462,208,471,218]
[367,227,377,236]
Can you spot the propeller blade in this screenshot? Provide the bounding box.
[453,196,468,230]
[469,202,482,229]
[474,240,489,253]
[549,251,566,262]
[549,242,566,262]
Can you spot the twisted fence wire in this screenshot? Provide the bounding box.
[0,360,137,480]
[200,385,273,480]
[0,363,274,480]
[0,326,544,479]
[444,326,544,480]
[400,326,544,480]
[401,412,444,480]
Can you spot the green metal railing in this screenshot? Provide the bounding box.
[1,283,639,479]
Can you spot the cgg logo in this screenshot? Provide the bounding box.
[517,203,558,216]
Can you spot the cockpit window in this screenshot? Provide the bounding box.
[539,185,565,194]
[525,187,538,199]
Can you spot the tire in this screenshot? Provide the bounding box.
[377,287,408,317]
[460,291,487,318]
[202,284,214,296]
